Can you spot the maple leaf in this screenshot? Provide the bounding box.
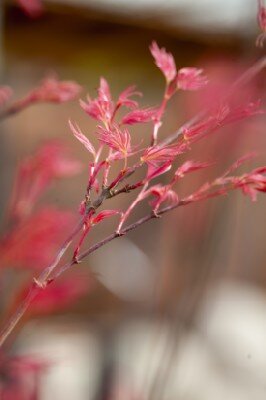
[150,41,177,82]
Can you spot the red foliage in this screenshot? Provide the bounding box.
[9,142,82,221]
[27,76,82,104]
[257,0,266,47]
[18,274,91,315]
[0,208,76,271]
[16,0,44,18]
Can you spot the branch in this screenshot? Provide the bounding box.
[0,160,263,347]
[0,56,265,348]
[0,98,32,121]
[0,199,188,348]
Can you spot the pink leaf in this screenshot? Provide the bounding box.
[146,162,172,181]
[150,41,177,82]
[222,152,257,177]
[117,85,142,109]
[91,210,120,225]
[141,143,188,167]
[9,142,82,220]
[16,0,43,18]
[97,125,132,156]
[80,98,103,121]
[256,0,266,47]
[149,184,178,212]
[177,68,208,91]
[0,208,76,270]
[175,160,212,178]
[81,78,114,123]
[69,120,96,157]
[28,75,82,103]
[222,100,264,125]
[121,107,158,125]
[98,77,112,103]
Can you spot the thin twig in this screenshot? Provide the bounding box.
[0,97,32,121]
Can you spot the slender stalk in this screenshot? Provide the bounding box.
[151,86,169,146]
[116,182,148,234]
[37,218,84,284]
[0,282,39,347]
[0,97,33,121]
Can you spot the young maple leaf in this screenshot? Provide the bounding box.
[73,210,120,260]
[175,160,212,179]
[9,142,82,220]
[149,184,179,213]
[182,113,220,142]
[98,77,112,103]
[221,100,264,125]
[150,41,177,83]
[91,210,120,225]
[146,162,172,182]
[220,153,257,177]
[28,76,81,103]
[256,0,266,47]
[177,67,208,91]
[0,208,76,270]
[183,101,264,143]
[97,125,132,157]
[121,107,158,125]
[232,169,266,201]
[141,143,188,167]
[80,77,114,124]
[16,0,43,18]
[69,120,96,157]
[117,85,142,109]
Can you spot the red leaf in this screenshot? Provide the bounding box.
[121,107,157,125]
[16,0,44,18]
[9,141,81,220]
[175,160,212,178]
[0,208,76,270]
[69,120,96,157]
[177,67,208,91]
[117,85,142,109]
[91,210,120,225]
[150,41,177,82]
[30,274,91,315]
[97,125,132,156]
[28,75,81,103]
[141,143,188,167]
[256,0,266,47]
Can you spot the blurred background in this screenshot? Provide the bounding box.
[0,0,266,399]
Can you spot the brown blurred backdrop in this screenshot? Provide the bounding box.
[1,1,266,399]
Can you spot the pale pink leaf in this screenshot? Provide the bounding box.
[69,120,96,157]
[150,41,177,82]
[177,68,208,91]
[92,210,120,225]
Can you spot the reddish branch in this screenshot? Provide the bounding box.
[0,196,196,347]
[0,49,265,348]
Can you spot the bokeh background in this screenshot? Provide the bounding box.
[1,0,266,399]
